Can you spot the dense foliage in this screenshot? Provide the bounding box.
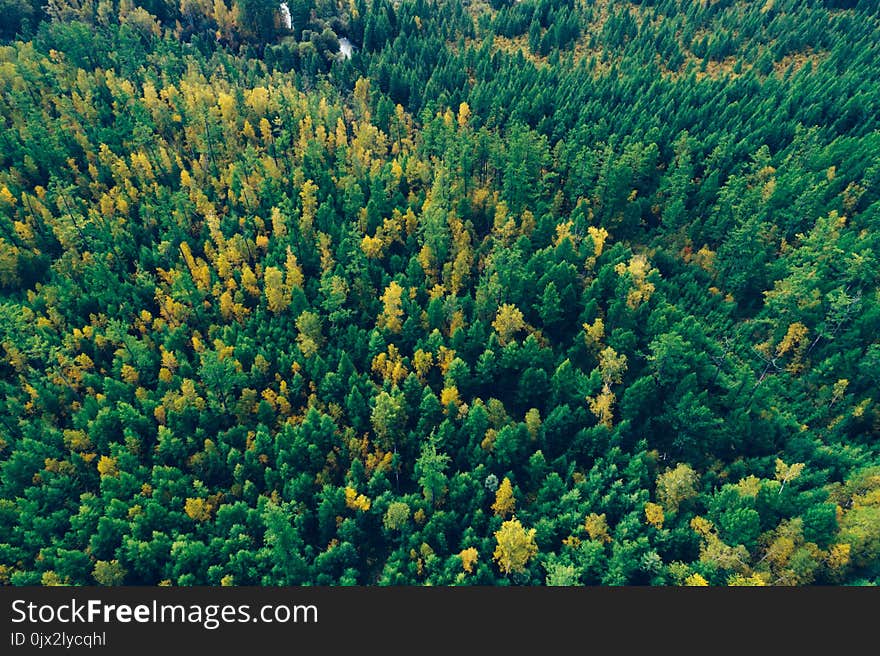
[1,0,879,586]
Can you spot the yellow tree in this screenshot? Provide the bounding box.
[587,225,609,260]
[614,253,656,309]
[264,265,287,313]
[345,487,371,512]
[378,281,405,333]
[493,517,538,575]
[776,322,809,373]
[317,231,334,273]
[97,455,119,478]
[588,383,615,428]
[353,77,371,119]
[775,459,805,495]
[271,206,288,238]
[241,264,260,297]
[459,547,479,574]
[492,303,525,344]
[656,463,700,513]
[284,247,304,291]
[684,573,709,586]
[585,512,611,543]
[582,317,605,349]
[492,477,516,518]
[361,234,385,258]
[184,497,212,522]
[525,408,541,440]
[457,102,471,127]
[412,349,433,382]
[299,179,318,236]
[644,502,665,528]
[598,346,627,384]
[440,385,461,413]
[371,343,408,385]
[690,516,750,575]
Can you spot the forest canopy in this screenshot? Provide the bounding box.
[0,0,879,586]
